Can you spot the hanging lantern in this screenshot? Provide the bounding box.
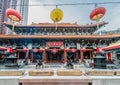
[6,48,12,53]
[81,47,86,52]
[71,48,77,53]
[23,47,28,52]
[96,47,103,53]
[89,7,106,30]
[52,48,58,54]
[6,8,22,32]
[50,7,63,23]
[64,48,69,52]
[90,7,106,21]
[33,48,38,53]
[39,48,45,52]
[6,8,22,22]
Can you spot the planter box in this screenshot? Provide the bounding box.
[86,70,115,76]
[57,69,82,76]
[29,69,54,76]
[0,70,24,76]
[115,71,120,76]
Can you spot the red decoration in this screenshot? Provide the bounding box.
[39,48,45,52]
[64,48,69,52]
[71,48,77,53]
[81,47,86,52]
[107,52,113,63]
[33,48,38,53]
[46,42,63,47]
[52,48,57,54]
[90,7,106,21]
[96,47,103,53]
[23,48,28,52]
[6,8,22,22]
[6,48,12,53]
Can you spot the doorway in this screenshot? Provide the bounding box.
[46,49,64,63]
[33,52,43,63]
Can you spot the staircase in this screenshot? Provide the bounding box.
[112,56,120,69]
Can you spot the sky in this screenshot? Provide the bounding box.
[28,0,120,31]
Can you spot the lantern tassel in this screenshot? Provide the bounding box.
[96,20,99,30]
[12,20,15,33]
[55,22,57,30]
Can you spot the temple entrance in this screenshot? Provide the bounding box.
[17,50,28,65]
[82,49,93,67]
[83,51,91,59]
[45,41,64,63]
[67,51,79,63]
[46,49,64,63]
[33,52,43,63]
[66,48,79,63]
[19,52,26,59]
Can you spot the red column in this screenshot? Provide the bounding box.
[64,50,67,64]
[31,52,34,63]
[90,51,92,60]
[25,50,29,63]
[42,50,47,63]
[80,49,84,64]
[75,50,79,63]
[17,52,19,59]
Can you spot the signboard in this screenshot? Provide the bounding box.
[46,42,63,47]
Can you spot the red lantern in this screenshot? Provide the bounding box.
[81,47,86,52]
[96,47,103,53]
[52,48,57,54]
[90,7,106,21]
[64,48,69,52]
[6,8,22,22]
[6,8,22,32]
[39,48,45,52]
[6,48,12,53]
[71,48,76,53]
[33,48,38,53]
[23,48,28,52]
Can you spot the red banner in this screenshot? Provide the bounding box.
[46,42,63,47]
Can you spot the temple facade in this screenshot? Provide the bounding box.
[0,21,120,67]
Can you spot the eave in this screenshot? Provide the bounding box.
[0,34,119,39]
[0,46,7,50]
[4,22,107,28]
[102,41,120,51]
[102,45,120,51]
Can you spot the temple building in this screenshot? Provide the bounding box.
[0,21,120,67]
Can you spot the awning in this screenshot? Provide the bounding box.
[0,46,7,50]
[102,41,120,51]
